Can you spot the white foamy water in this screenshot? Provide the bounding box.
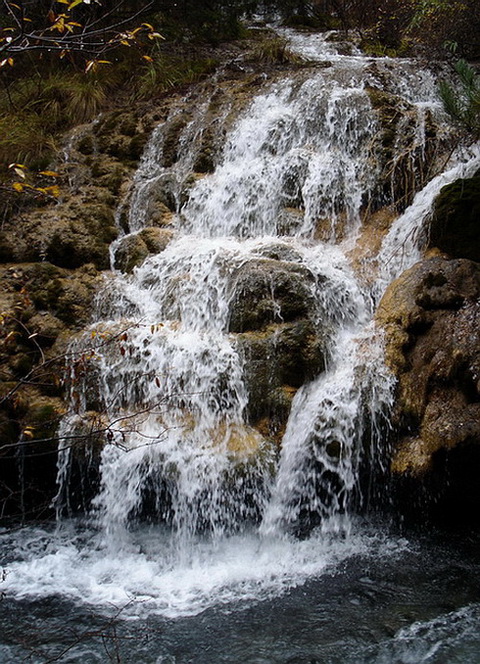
[1,28,473,617]
[376,146,480,297]
[1,522,407,618]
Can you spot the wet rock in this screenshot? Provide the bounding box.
[162,114,190,167]
[377,256,480,526]
[428,169,480,262]
[228,258,316,333]
[113,234,149,273]
[366,85,439,210]
[113,228,174,273]
[236,321,325,439]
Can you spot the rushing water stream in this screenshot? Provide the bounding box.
[1,27,480,663]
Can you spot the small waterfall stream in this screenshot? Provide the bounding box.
[2,28,480,639]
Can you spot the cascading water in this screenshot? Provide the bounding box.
[2,28,480,653]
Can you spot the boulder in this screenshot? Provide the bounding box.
[113,228,174,273]
[236,321,325,441]
[428,169,480,262]
[228,257,316,333]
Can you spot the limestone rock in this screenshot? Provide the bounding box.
[377,256,480,523]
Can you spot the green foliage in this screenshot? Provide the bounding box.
[135,54,219,99]
[0,114,55,172]
[248,37,303,64]
[0,71,113,173]
[439,59,480,138]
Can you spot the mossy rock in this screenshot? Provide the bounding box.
[228,258,316,333]
[193,126,217,174]
[26,312,65,348]
[113,234,149,273]
[0,232,14,263]
[23,262,101,328]
[162,114,190,167]
[428,170,480,262]
[77,134,95,155]
[44,222,114,270]
[2,190,118,270]
[0,393,63,520]
[366,85,438,210]
[113,228,174,273]
[377,257,480,481]
[236,320,325,426]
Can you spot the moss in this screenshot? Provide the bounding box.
[0,232,14,263]
[25,397,64,440]
[119,114,138,137]
[367,87,403,153]
[247,37,303,65]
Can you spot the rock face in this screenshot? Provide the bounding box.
[228,257,316,333]
[0,108,154,520]
[377,256,480,526]
[366,82,441,212]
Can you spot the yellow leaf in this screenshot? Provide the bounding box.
[22,428,35,439]
[39,170,59,177]
[43,185,61,197]
[142,23,154,30]
[12,182,24,192]
[68,0,84,8]
[142,55,153,62]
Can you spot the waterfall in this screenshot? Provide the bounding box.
[2,28,476,618]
